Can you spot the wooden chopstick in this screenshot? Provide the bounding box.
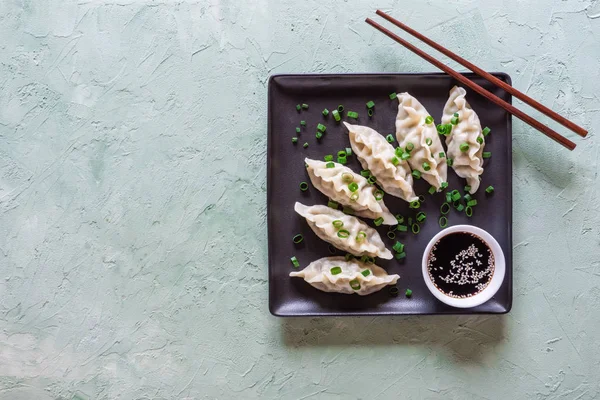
[376,10,588,138]
[365,17,577,151]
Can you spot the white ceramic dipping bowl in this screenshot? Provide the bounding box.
[421,225,505,308]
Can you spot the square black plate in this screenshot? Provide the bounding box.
[267,73,512,316]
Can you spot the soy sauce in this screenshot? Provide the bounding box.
[427,232,495,298]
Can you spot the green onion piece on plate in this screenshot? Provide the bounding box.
[439,152,446,158]
[349,279,361,290]
[422,162,431,171]
[391,156,400,166]
[342,172,353,183]
[440,202,450,215]
[348,182,359,192]
[368,108,374,117]
[483,151,492,159]
[441,181,449,189]
[367,175,377,185]
[301,120,306,126]
[405,142,414,152]
[317,123,326,132]
[366,100,375,109]
[460,143,469,152]
[325,161,334,168]
[465,206,473,217]
[412,170,421,179]
[337,229,350,238]
[447,158,454,166]
[361,269,371,277]
[439,216,448,228]
[416,211,426,223]
[428,186,436,195]
[296,127,300,133]
[347,111,359,119]
[342,206,354,215]
[338,104,344,112]
[374,217,384,226]
[389,92,397,99]
[350,192,359,202]
[332,220,343,228]
[296,104,301,112]
[291,256,300,267]
[467,199,478,207]
[360,169,371,177]
[425,116,433,125]
[328,200,339,209]
[477,136,484,144]
[322,108,329,116]
[292,137,298,143]
[464,185,471,192]
[300,181,309,191]
[374,190,384,201]
[395,251,406,260]
[405,288,412,297]
[330,266,342,275]
[482,127,491,136]
[332,109,341,122]
[397,224,407,232]
[337,156,347,164]
[486,185,495,194]
[409,200,421,209]
[303,142,309,148]
[293,234,304,244]
[387,231,396,239]
[401,152,410,161]
[356,231,367,242]
[345,253,354,261]
[392,241,404,253]
[324,154,333,161]
[426,137,433,146]
[386,134,394,143]
[345,147,352,156]
[316,132,323,139]
[302,103,309,109]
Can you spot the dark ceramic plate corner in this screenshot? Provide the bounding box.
[267,73,512,317]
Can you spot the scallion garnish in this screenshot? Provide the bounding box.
[293,234,304,244]
[428,186,436,195]
[464,185,471,192]
[301,120,306,126]
[395,214,404,224]
[447,158,454,166]
[328,200,339,209]
[337,229,350,238]
[325,161,334,168]
[465,206,473,217]
[342,172,353,183]
[405,288,412,297]
[338,105,344,112]
[416,212,426,223]
[296,104,301,112]
[387,231,396,239]
[367,175,377,185]
[467,199,478,207]
[460,143,469,152]
[456,204,465,212]
[292,137,298,143]
[451,116,459,125]
[389,92,397,100]
[446,192,452,203]
[324,154,333,161]
[411,223,420,234]
[425,138,433,146]
[391,156,400,166]
[440,202,450,215]
[350,192,359,202]
[477,136,484,144]
[337,150,347,158]
[486,185,494,194]
[425,116,434,125]
[316,132,323,139]
[464,194,472,202]
[345,253,354,261]
[342,206,354,215]
[349,279,361,290]
[348,182,359,192]
[439,216,448,228]
[332,219,343,228]
[392,241,404,253]
[303,142,309,148]
[360,169,371,177]
[389,286,399,296]
[395,251,406,260]
[302,103,309,109]
[317,123,326,133]
[451,190,461,202]
[367,108,374,117]
[322,108,329,116]
[332,109,341,122]
[386,134,394,143]
[400,152,410,161]
[395,147,403,157]
[330,266,342,275]
[439,152,446,158]
[412,170,421,179]
[482,127,491,136]
[374,190,384,201]
[422,162,431,171]
[361,269,371,277]
[397,224,407,232]
[300,181,309,191]
[374,217,384,226]
[345,147,352,156]
[366,100,375,109]
[409,200,421,209]
[483,151,492,159]
[296,127,301,133]
[291,256,300,267]
[337,156,347,164]
[356,231,367,242]
[347,111,359,119]
[441,181,449,189]
[405,142,414,152]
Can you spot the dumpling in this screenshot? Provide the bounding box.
[395,92,447,190]
[305,158,396,225]
[290,256,399,295]
[295,202,393,259]
[441,86,485,194]
[343,122,418,203]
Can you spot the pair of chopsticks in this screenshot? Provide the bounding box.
[366,10,587,151]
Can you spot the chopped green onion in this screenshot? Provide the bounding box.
[422,162,431,171]
[456,204,465,212]
[302,103,309,109]
[330,266,342,275]
[338,105,344,112]
[391,156,400,166]
[405,142,414,152]
[465,206,473,217]
[437,124,452,136]
[386,134,395,143]
[412,170,421,179]
[400,152,410,161]
[337,156,347,164]
[345,147,352,156]
[326,161,335,168]
[366,100,375,109]
[446,192,452,203]
[374,190,384,201]
[439,216,448,228]
[395,147,404,157]
[296,127,301,133]
[337,150,347,158]
[350,192,359,202]
[425,138,433,146]
[477,136,484,144]
[389,92,397,99]
[440,202,450,215]
[395,251,406,259]
[291,256,300,267]
[296,104,301,112]
[303,142,309,148]
[301,120,306,126]
[405,288,412,297]
[425,116,434,125]
[395,214,404,224]
[337,229,350,238]
[328,245,336,254]
[483,151,492,159]
[347,111,359,119]
[324,154,333,161]
[332,109,341,122]
[464,194,472,202]
[356,231,367,242]
[428,186,436,195]
[332,220,343,228]
[292,137,298,143]
[293,234,304,244]
[360,169,371,177]
[464,185,471,192]
[349,279,361,290]
[439,152,446,158]
[367,175,377,185]
[361,269,371,277]
[441,181,449,189]
[482,127,491,136]
[409,200,421,209]
[447,158,454,166]
[392,241,404,253]
[342,206,354,215]
[389,286,399,296]
[328,200,339,209]
[451,116,459,125]
[411,223,420,234]
[361,255,374,265]
[418,195,425,203]
[467,199,478,207]
[416,211,426,223]
[316,132,323,139]
[342,172,353,183]
[345,253,354,261]
[374,217,384,226]
[368,108,374,117]
[454,112,459,117]
[348,182,359,192]
[451,190,461,202]
[397,224,408,232]
[486,185,495,194]
[387,231,396,239]
[317,123,326,133]
[460,143,469,152]
[322,108,329,116]
[300,181,309,191]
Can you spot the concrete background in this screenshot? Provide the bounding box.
[1,0,599,399]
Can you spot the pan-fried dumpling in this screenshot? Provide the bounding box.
[343,122,418,203]
[295,202,393,259]
[441,86,485,194]
[395,93,447,190]
[305,158,396,225]
[290,256,399,295]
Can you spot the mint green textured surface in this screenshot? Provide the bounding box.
[1,1,599,399]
